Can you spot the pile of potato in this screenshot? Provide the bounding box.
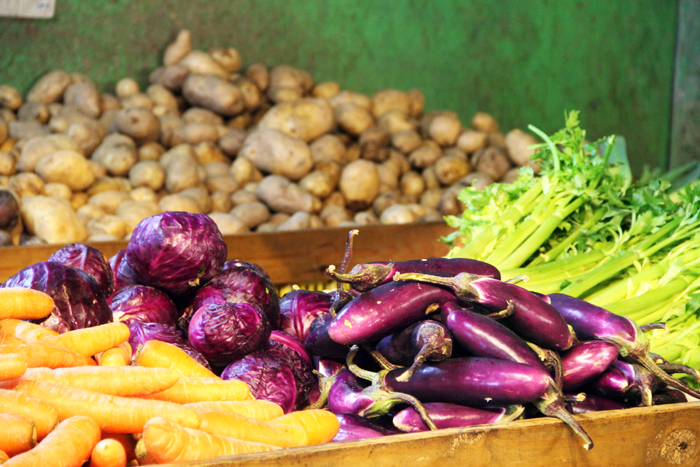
[0,29,538,246]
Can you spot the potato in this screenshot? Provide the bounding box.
[245,63,270,92]
[372,190,400,216]
[164,151,199,193]
[70,191,89,210]
[359,128,390,162]
[323,190,345,208]
[371,89,411,119]
[48,107,93,133]
[179,50,228,79]
[471,147,512,181]
[17,101,50,123]
[488,131,507,149]
[203,161,230,178]
[320,204,351,227]
[227,201,269,229]
[0,151,15,176]
[171,122,219,146]
[334,103,374,136]
[101,93,120,111]
[421,165,440,190]
[425,112,462,146]
[113,107,161,145]
[400,170,426,198]
[182,74,244,116]
[65,119,104,156]
[380,204,415,224]
[233,77,263,112]
[91,134,138,177]
[63,82,102,118]
[310,134,346,163]
[329,90,371,110]
[21,195,87,244]
[139,141,166,161]
[230,188,258,206]
[456,129,489,154]
[269,65,313,95]
[377,110,415,135]
[76,203,105,226]
[278,211,311,231]
[129,186,158,203]
[129,161,166,191]
[256,175,320,214]
[42,182,72,200]
[501,167,522,184]
[408,141,441,169]
[0,120,7,146]
[218,128,247,157]
[408,89,426,118]
[9,121,50,140]
[88,190,131,215]
[0,85,22,110]
[32,149,94,191]
[391,129,422,154]
[339,159,380,211]
[87,175,131,195]
[505,129,539,167]
[115,78,140,98]
[210,190,233,213]
[312,81,341,99]
[239,128,313,180]
[420,188,444,211]
[87,214,127,239]
[119,94,154,111]
[471,112,499,133]
[258,98,334,142]
[179,186,212,213]
[353,210,379,226]
[460,172,495,191]
[434,153,471,186]
[210,47,242,73]
[299,170,335,198]
[146,84,179,113]
[159,193,202,213]
[164,29,192,66]
[207,211,248,235]
[149,64,190,92]
[314,159,343,185]
[115,200,160,233]
[377,162,400,193]
[26,70,74,105]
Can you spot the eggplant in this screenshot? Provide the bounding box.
[327,281,459,346]
[653,389,688,405]
[568,394,632,414]
[305,313,350,359]
[375,320,452,381]
[561,340,619,392]
[548,293,700,400]
[327,369,376,416]
[592,361,658,406]
[327,258,501,292]
[393,402,524,433]
[394,272,573,351]
[333,413,398,442]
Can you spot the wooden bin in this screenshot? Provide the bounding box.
[0,222,455,284]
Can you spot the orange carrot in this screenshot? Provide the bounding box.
[46,322,130,358]
[0,389,60,440]
[96,342,132,367]
[0,319,58,342]
[186,400,285,421]
[134,340,217,378]
[15,380,201,433]
[197,410,308,448]
[0,340,96,368]
[2,415,100,467]
[0,448,8,463]
[273,409,340,445]
[133,439,155,465]
[0,413,36,457]
[140,417,279,464]
[144,377,250,404]
[89,438,126,467]
[100,433,136,464]
[0,288,54,320]
[3,366,180,397]
[0,353,26,381]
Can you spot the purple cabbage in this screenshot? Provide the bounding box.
[108,249,140,292]
[3,261,112,333]
[223,260,271,280]
[126,212,228,297]
[127,321,211,369]
[109,285,179,326]
[188,302,271,366]
[279,289,332,342]
[191,266,280,330]
[268,331,317,410]
[221,352,296,413]
[48,243,114,296]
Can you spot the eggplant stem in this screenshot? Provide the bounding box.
[535,385,594,450]
[361,344,401,371]
[635,353,700,400]
[346,345,381,384]
[529,343,564,389]
[340,229,359,274]
[486,301,516,320]
[640,322,668,334]
[658,363,700,383]
[390,392,438,431]
[395,346,431,382]
[306,368,343,410]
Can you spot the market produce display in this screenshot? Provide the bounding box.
[0,29,538,247]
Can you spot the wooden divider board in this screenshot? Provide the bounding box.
[177,402,700,467]
[0,223,455,285]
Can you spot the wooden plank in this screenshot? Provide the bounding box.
[0,223,454,285]
[167,402,700,467]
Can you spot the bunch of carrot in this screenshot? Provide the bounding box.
[0,287,340,466]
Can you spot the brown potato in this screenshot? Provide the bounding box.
[0,85,23,110]
[400,170,426,198]
[0,151,15,176]
[312,81,341,99]
[380,204,415,225]
[149,64,190,92]
[310,134,346,163]
[112,107,160,145]
[129,161,166,191]
[339,159,380,211]
[9,121,50,140]
[335,103,374,136]
[392,129,423,154]
[115,78,140,98]
[269,65,313,95]
[210,190,233,213]
[163,29,192,66]
[182,74,244,116]
[299,170,335,198]
[210,47,242,73]
[219,128,247,157]
[408,141,441,169]
[505,128,539,167]
[26,70,74,105]
[245,63,270,92]
[35,149,95,191]
[256,175,320,214]
[22,195,87,243]
[258,98,334,142]
[88,190,131,215]
[371,89,411,118]
[434,153,471,186]
[179,50,229,79]
[63,82,102,118]
[91,134,138,177]
[456,129,489,154]
[239,128,313,181]
[471,147,512,181]
[471,111,499,133]
[17,101,50,123]
[377,110,415,135]
[230,201,270,228]
[278,211,311,231]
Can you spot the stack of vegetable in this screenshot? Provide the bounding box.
[443,111,700,378]
[0,210,341,465]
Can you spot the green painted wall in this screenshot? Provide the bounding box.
[0,0,678,174]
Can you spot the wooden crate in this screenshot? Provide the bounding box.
[157,401,699,467]
[0,223,455,285]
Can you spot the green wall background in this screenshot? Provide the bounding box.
[0,0,679,174]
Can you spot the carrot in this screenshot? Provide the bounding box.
[133,439,156,465]
[100,433,136,464]
[2,415,100,467]
[0,288,54,320]
[0,319,58,342]
[0,413,36,457]
[0,353,26,381]
[0,340,96,368]
[140,417,279,464]
[197,410,308,448]
[3,366,180,397]
[134,340,217,378]
[0,389,60,440]
[15,380,201,433]
[0,449,8,463]
[273,409,340,445]
[144,377,250,404]
[89,438,126,467]
[96,342,131,367]
[45,323,130,358]
[186,400,285,421]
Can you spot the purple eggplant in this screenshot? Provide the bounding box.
[375,320,452,381]
[561,340,619,392]
[328,369,375,416]
[327,257,501,292]
[327,281,459,346]
[568,394,632,414]
[332,413,398,442]
[394,272,573,351]
[305,313,351,359]
[393,402,523,433]
[653,389,688,405]
[548,293,700,400]
[308,358,346,409]
[592,360,658,406]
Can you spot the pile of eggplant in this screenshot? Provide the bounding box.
[297,231,700,450]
